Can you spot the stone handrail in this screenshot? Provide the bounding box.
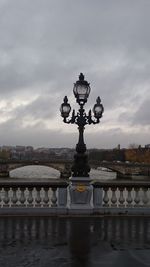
[93,180,150,214]
[0,178,150,215]
[0,179,69,214]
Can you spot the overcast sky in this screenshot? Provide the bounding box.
[0,0,150,149]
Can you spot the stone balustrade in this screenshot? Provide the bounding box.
[0,179,69,215]
[93,180,150,214]
[0,179,150,215]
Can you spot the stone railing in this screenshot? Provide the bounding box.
[93,180,150,214]
[0,179,150,215]
[0,179,69,215]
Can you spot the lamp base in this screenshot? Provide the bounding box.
[69,176,93,211]
[71,152,91,177]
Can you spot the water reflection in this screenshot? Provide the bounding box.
[0,216,150,266]
[69,219,91,266]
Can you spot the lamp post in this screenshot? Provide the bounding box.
[60,73,104,178]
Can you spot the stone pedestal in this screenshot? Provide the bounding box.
[69,177,93,212]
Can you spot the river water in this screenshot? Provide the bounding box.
[10,165,116,180]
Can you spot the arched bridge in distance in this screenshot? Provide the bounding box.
[0,159,150,179]
[0,160,72,178]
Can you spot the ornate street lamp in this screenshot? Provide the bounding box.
[60,73,104,178]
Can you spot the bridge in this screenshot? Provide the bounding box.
[0,159,72,178]
[91,161,150,178]
[0,159,150,179]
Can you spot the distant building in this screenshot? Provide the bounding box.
[145,144,150,148]
[25,146,34,152]
[15,146,26,152]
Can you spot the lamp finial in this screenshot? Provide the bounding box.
[79,73,84,81]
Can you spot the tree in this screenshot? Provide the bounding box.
[0,150,10,160]
[128,143,140,149]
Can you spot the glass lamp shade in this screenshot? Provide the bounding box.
[93,97,104,118]
[60,96,71,118]
[73,73,91,104]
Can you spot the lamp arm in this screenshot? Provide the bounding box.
[63,109,77,124]
[87,110,101,124]
[88,117,100,124]
[64,110,102,125]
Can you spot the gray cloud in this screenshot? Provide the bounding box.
[132,98,150,125]
[13,95,57,120]
[0,0,150,147]
[0,118,149,149]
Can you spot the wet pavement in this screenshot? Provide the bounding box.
[0,216,150,266]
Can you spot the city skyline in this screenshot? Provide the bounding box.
[0,1,150,148]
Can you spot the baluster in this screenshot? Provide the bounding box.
[111,187,117,207]
[11,187,18,207]
[103,187,109,207]
[27,187,34,207]
[35,187,42,207]
[51,188,57,207]
[19,187,26,206]
[126,187,133,207]
[119,187,125,207]
[3,187,10,207]
[142,188,149,206]
[43,187,49,207]
[134,187,141,206]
